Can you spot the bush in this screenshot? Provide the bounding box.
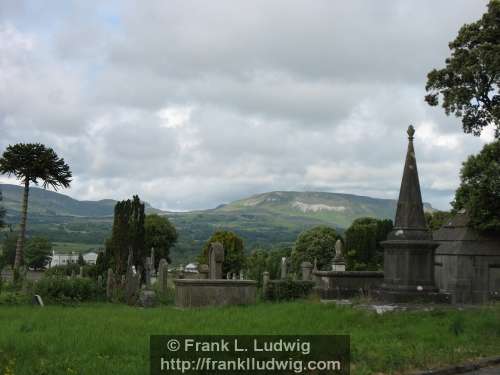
[264,279,315,301]
[34,276,103,304]
[45,264,98,278]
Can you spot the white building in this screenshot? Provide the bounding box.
[49,250,99,268]
[184,263,198,273]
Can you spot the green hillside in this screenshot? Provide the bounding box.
[0,184,434,264]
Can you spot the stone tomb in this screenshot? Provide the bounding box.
[174,242,257,308]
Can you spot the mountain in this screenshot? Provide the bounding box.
[0,184,435,264]
[0,184,163,219]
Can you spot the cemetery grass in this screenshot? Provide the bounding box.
[0,301,500,375]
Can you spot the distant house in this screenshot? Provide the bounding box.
[49,250,100,268]
[184,263,198,273]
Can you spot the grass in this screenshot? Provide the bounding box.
[0,301,499,374]
[52,242,101,253]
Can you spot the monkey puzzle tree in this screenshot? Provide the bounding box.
[0,143,71,278]
[425,0,500,138]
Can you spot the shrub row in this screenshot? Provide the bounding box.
[34,277,104,304]
[264,279,315,301]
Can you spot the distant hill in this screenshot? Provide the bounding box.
[0,184,163,219]
[0,184,434,264]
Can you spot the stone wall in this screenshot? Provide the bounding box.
[174,279,257,308]
[313,270,384,299]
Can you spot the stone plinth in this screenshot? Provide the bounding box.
[174,279,257,308]
[314,270,384,299]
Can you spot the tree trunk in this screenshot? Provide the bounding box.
[14,179,30,273]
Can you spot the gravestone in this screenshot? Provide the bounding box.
[106,268,114,300]
[150,248,156,276]
[208,242,224,279]
[280,257,288,279]
[262,271,270,295]
[97,275,103,289]
[32,294,44,307]
[332,240,346,272]
[158,258,169,294]
[301,261,313,281]
[79,266,84,278]
[125,249,141,305]
[145,256,152,287]
[198,264,209,279]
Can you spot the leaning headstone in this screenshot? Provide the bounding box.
[280,257,288,280]
[301,261,313,281]
[106,268,114,300]
[332,240,346,272]
[158,259,169,295]
[208,242,224,279]
[32,294,44,307]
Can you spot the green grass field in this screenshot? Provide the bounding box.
[1,301,499,374]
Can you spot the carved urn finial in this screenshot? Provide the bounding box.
[407,125,415,140]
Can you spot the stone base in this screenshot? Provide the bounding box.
[174,279,257,308]
[373,287,451,304]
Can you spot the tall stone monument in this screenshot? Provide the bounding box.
[378,125,447,302]
[208,242,224,279]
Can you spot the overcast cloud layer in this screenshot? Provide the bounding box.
[0,1,495,211]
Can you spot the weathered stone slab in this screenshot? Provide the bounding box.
[174,279,257,308]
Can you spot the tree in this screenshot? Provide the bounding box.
[0,190,5,229]
[106,195,146,276]
[24,236,52,270]
[345,217,393,271]
[77,253,85,266]
[425,1,500,138]
[425,211,453,231]
[0,143,71,278]
[200,230,246,277]
[0,232,18,268]
[145,214,177,267]
[290,226,339,272]
[246,247,291,286]
[452,140,500,233]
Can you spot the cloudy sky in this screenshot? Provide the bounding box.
[0,1,495,211]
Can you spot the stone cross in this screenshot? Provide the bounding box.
[208,242,224,279]
[280,257,288,280]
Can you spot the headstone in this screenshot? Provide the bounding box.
[97,275,103,288]
[70,269,76,279]
[106,268,114,300]
[198,264,209,279]
[79,266,84,278]
[332,240,346,272]
[139,289,157,308]
[32,294,44,307]
[301,261,313,281]
[145,256,152,287]
[262,271,270,296]
[150,248,156,276]
[239,270,244,280]
[280,257,288,280]
[158,258,169,294]
[232,273,237,280]
[208,242,224,279]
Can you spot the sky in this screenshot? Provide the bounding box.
[0,0,495,211]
